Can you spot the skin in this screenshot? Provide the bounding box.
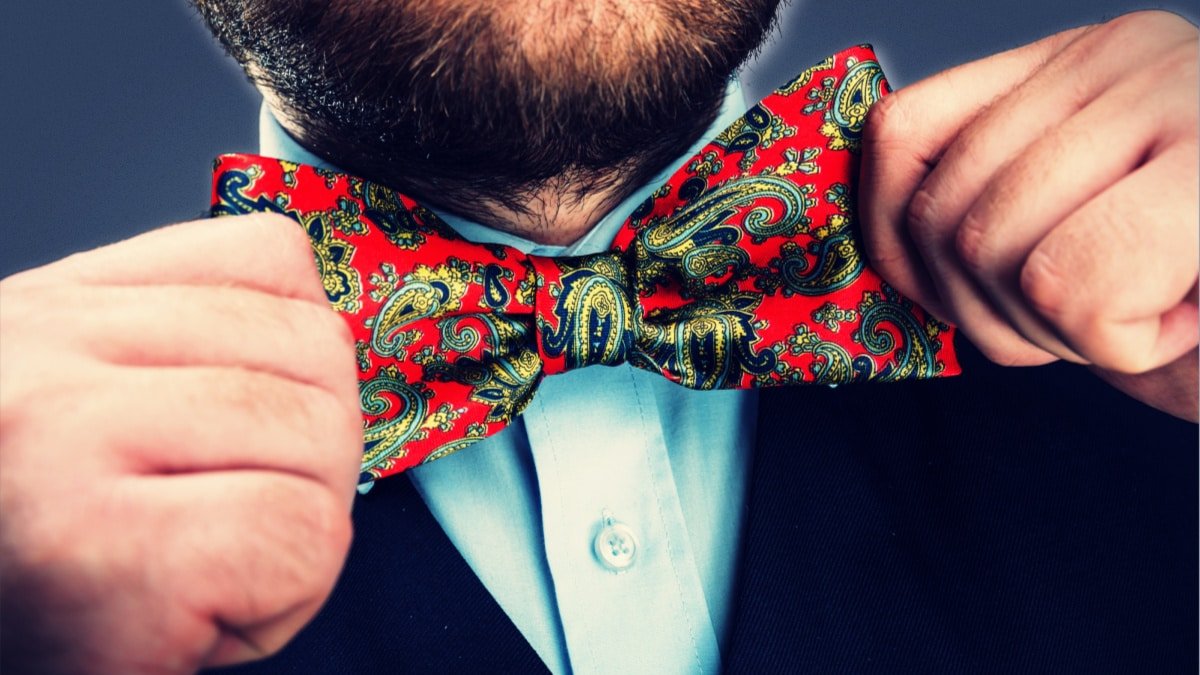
[859,10,1199,420]
[0,8,1195,675]
[0,215,362,673]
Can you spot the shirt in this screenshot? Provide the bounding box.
[259,80,757,674]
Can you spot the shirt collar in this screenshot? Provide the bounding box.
[258,79,749,257]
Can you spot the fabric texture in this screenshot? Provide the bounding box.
[210,45,960,485]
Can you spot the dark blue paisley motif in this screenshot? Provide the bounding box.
[212,167,362,312]
[715,104,773,156]
[371,277,462,357]
[421,340,542,424]
[819,58,889,151]
[830,59,885,139]
[211,168,288,218]
[539,255,634,370]
[481,263,512,309]
[303,212,357,299]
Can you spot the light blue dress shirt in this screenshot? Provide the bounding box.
[260,81,757,675]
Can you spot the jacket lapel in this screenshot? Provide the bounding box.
[209,475,547,674]
[724,339,1197,672]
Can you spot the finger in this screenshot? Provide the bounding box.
[897,14,1195,365]
[859,24,1092,314]
[1020,141,1200,373]
[56,284,358,397]
[954,54,1195,360]
[7,213,329,305]
[98,366,363,503]
[915,12,1193,230]
[906,185,1064,366]
[143,471,353,667]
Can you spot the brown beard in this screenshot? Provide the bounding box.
[193,0,782,225]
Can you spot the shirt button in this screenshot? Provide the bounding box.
[593,519,638,572]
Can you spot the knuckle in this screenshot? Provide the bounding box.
[1161,39,1200,85]
[954,212,998,275]
[304,384,361,466]
[247,210,300,236]
[1080,12,1192,68]
[0,268,52,293]
[904,189,945,243]
[311,489,354,562]
[293,483,351,564]
[288,380,360,470]
[1093,11,1143,45]
[284,379,339,433]
[301,306,359,398]
[287,302,358,377]
[862,236,905,271]
[219,479,351,644]
[0,285,81,354]
[862,92,910,152]
[1019,249,1072,321]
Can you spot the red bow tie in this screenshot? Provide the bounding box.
[211,45,960,484]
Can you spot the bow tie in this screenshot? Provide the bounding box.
[211,45,960,484]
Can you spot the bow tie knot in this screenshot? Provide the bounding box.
[531,252,636,376]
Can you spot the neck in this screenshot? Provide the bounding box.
[440,178,633,246]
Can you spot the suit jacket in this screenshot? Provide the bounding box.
[215,341,1197,673]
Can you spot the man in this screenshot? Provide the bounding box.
[0,1,1195,673]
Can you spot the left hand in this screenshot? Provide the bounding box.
[859,10,1199,420]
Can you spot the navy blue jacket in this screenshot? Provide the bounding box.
[216,341,1197,673]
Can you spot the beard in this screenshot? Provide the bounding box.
[194,0,782,223]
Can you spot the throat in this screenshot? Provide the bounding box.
[452,178,633,247]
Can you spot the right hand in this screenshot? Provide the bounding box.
[0,214,363,674]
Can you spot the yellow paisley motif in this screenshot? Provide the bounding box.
[775,55,835,95]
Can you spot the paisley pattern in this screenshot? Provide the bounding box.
[533,254,635,374]
[210,45,961,483]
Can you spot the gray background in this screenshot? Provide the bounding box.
[2,0,1196,278]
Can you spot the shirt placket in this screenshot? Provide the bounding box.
[524,364,721,674]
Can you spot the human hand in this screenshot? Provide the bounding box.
[859,10,1199,420]
[0,214,362,673]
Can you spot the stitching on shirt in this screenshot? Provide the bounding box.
[629,369,706,673]
[534,395,602,674]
